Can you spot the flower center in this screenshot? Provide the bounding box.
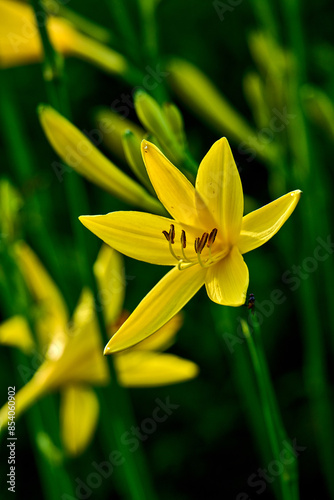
[162,224,219,270]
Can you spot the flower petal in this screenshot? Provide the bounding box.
[141,141,213,228]
[196,138,244,245]
[105,265,207,353]
[94,245,125,327]
[15,242,69,348]
[42,290,109,389]
[205,246,249,306]
[129,313,183,352]
[115,351,199,387]
[80,211,184,266]
[238,190,302,254]
[0,316,35,354]
[60,386,99,456]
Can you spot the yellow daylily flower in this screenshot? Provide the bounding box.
[0,244,198,452]
[80,138,301,353]
[0,1,128,75]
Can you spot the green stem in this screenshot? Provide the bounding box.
[214,306,275,487]
[242,314,299,500]
[249,0,279,41]
[137,0,158,64]
[103,0,139,62]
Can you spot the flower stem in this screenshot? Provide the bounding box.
[242,314,299,500]
[103,0,139,62]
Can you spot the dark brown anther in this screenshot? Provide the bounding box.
[207,228,218,247]
[181,230,187,248]
[198,232,209,253]
[194,237,200,253]
[170,224,175,244]
[162,230,170,242]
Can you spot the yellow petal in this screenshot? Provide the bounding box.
[0,1,43,67]
[94,245,125,327]
[38,106,163,213]
[115,351,199,387]
[238,190,302,254]
[141,140,213,228]
[60,385,99,456]
[0,374,48,430]
[205,247,249,306]
[129,314,183,352]
[15,242,68,348]
[196,138,244,246]
[40,289,109,389]
[0,316,35,354]
[105,265,207,353]
[0,291,108,432]
[80,211,183,266]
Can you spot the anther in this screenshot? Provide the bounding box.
[194,237,200,253]
[170,224,175,244]
[181,230,186,248]
[162,230,170,242]
[207,228,218,247]
[197,233,209,253]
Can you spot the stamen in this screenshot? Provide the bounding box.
[207,228,218,247]
[170,224,175,244]
[168,238,179,261]
[177,260,198,271]
[162,230,170,242]
[197,232,209,253]
[194,237,200,253]
[179,230,190,261]
[163,225,220,271]
[181,230,186,248]
[197,251,206,268]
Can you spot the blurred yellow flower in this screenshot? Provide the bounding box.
[0,243,198,455]
[0,0,127,75]
[80,138,301,353]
